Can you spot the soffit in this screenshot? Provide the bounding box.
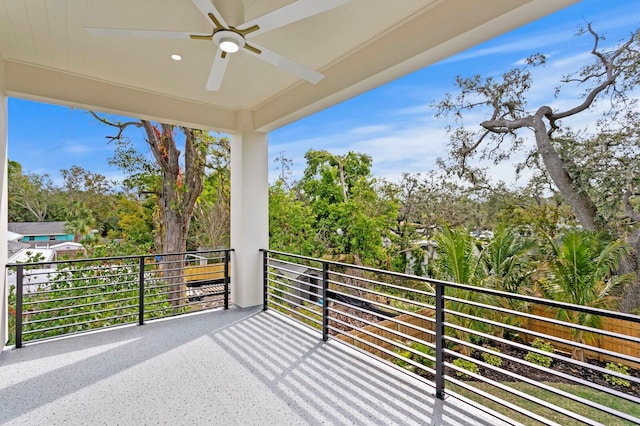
[0,0,578,132]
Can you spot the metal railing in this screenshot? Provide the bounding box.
[261,249,640,426]
[7,249,232,347]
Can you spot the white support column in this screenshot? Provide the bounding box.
[230,109,268,308]
[0,59,9,345]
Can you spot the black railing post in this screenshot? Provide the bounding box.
[322,261,329,342]
[138,256,145,325]
[223,250,230,310]
[262,250,268,311]
[15,265,24,349]
[435,280,445,399]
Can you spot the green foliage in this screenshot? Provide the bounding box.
[65,200,96,242]
[540,230,635,347]
[452,358,480,379]
[480,224,534,294]
[434,225,482,285]
[269,181,317,256]
[289,149,398,266]
[393,340,435,373]
[604,362,631,388]
[8,159,62,222]
[525,338,554,368]
[16,259,172,343]
[88,240,154,257]
[107,196,154,246]
[481,347,503,367]
[433,225,489,355]
[61,165,116,236]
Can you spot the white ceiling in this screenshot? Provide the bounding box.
[0,0,578,133]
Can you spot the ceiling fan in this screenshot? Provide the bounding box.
[86,0,351,91]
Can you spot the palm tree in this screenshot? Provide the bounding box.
[65,201,96,242]
[479,225,535,338]
[480,224,534,293]
[434,225,486,355]
[540,230,634,360]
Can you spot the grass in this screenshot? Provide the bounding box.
[448,381,640,426]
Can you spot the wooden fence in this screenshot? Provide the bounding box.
[338,304,640,369]
[336,308,434,359]
[526,305,640,369]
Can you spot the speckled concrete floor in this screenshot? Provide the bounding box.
[1,307,514,425]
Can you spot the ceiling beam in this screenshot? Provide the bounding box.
[3,59,238,132]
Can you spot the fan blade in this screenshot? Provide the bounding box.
[243,42,323,84]
[238,0,351,38]
[191,0,228,29]
[206,48,230,91]
[86,27,200,39]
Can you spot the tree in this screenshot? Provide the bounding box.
[92,113,212,255]
[435,24,639,232]
[60,166,116,235]
[65,200,96,242]
[109,195,154,248]
[269,181,316,256]
[432,225,486,355]
[435,24,640,311]
[8,160,59,222]
[297,149,397,266]
[273,150,294,190]
[479,225,535,338]
[480,224,534,294]
[91,113,217,306]
[433,225,482,285]
[539,230,634,360]
[189,137,231,250]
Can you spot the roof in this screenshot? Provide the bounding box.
[0,0,578,133]
[269,259,320,281]
[8,222,68,236]
[8,240,30,258]
[7,248,55,264]
[49,242,85,250]
[7,231,23,241]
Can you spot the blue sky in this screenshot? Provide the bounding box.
[8,0,640,188]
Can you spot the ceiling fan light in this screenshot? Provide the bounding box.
[219,38,239,53]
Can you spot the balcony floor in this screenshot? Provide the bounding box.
[1,307,510,425]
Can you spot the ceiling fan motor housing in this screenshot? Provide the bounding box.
[213,30,245,53]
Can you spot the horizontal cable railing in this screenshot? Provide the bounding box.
[7,249,232,347]
[261,249,640,426]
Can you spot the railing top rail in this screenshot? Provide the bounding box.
[7,248,233,269]
[262,249,640,323]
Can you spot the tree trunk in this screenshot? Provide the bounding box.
[140,122,205,308]
[532,107,600,231]
[338,160,348,202]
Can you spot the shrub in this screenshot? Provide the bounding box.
[393,340,435,372]
[524,338,554,368]
[481,346,502,367]
[453,358,480,379]
[604,362,631,387]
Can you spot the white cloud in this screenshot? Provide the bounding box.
[440,30,573,65]
[63,142,112,154]
[63,144,92,154]
[347,125,394,135]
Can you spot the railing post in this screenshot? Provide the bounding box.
[435,280,445,399]
[138,256,145,326]
[15,265,24,349]
[262,250,268,311]
[322,261,329,342]
[223,250,230,310]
